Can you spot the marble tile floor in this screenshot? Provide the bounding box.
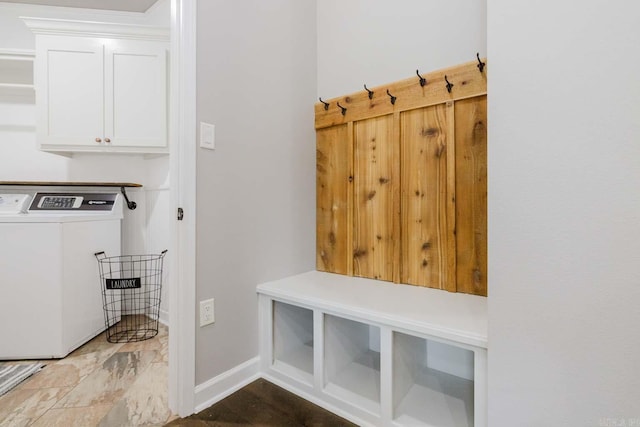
[0,323,178,427]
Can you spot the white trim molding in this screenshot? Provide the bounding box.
[168,0,197,418]
[21,16,169,40]
[0,49,35,61]
[194,358,261,413]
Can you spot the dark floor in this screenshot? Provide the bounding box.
[165,378,358,426]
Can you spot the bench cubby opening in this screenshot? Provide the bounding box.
[272,300,314,386]
[324,314,381,415]
[393,331,475,426]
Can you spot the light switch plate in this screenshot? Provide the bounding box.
[200,122,215,150]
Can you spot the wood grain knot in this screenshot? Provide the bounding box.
[353,249,367,258]
[474,120,486,134]
[473,268,482,284]
[328,232,336,246]
[422,259,428,267]
[379,177,390,184]
[421,127,439,137]
[367,190,377,200]
[422,242,431,250]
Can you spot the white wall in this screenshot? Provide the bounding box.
[487,1,640,425]
[317,0,486,99]
[195,0,317,384]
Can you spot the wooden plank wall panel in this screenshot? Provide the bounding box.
[455,95,488,295]
[400,104,450,289]
[314,60,488,295]
[353,114,397,281]
[316,124,351,274]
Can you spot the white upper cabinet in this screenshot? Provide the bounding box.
[37,37,104,148]
[24,18,169,154]
[105,43,166,149]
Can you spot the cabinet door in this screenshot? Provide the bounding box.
[400,103,454,291]
[353,114,399,282]
[35,37,104,146]
[316,124,351,274]
[455,96,487,296]
[104,43,167,148]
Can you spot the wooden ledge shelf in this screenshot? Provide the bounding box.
[0,181,142,187]
[257,271,487,427]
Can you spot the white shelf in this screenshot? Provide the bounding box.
[0,50,35,100]
[257,271,487,348]
[257,271,488,427]
[0,49,35,61]
[272,356,314,386]
[0,83,34,96]
[394,370,473,427]
[275,342,314,374]
[0,50,34,80]
[0,83,33,89]
[324,349,381,415]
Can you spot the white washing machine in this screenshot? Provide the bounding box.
[0,192,122,359]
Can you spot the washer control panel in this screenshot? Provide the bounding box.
[29,192,117,212]
[37,195,84,209]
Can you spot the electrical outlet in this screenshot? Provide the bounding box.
[200,298,215,327]
[200,122,215,150]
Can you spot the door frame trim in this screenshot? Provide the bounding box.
[169,0,197,416]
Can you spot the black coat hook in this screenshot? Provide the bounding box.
[337,102,347,115]
[444,75,454,93]
[416,70,427,87]
[476,53,486,73]
[319,97,329,111]
[364,84,374,99]
[386,89,397,105]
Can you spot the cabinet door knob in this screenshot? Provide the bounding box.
[95,138,102,143]
[105,138,111,143]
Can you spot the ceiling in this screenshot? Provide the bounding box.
[1,0,158,13]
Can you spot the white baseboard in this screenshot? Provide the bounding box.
[190,359,369,426]
[194,357,261,413]
[159,308,169,326]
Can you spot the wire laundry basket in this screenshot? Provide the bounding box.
[95,250,167,343]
